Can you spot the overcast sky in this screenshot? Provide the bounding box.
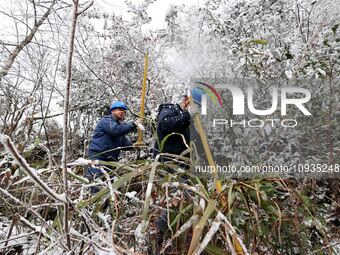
[94,0,201,29]
[0,0,201,36]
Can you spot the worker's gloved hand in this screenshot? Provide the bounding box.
[133,118,145,131]
[133,118,143,126]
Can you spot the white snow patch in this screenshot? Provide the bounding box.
[284,69,293,79]
[67,157,92,166]
[125,191,137,199]
[134,220,148,242]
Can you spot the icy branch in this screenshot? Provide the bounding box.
[0,0,56,80]
[67,157,93,166]
[0,134,66,203]
[0,187,60,238]
[19,215,52,241]
[160,215,198,254]
[194,216,222,255]
[217,211,250,255]
[77,0,94,15]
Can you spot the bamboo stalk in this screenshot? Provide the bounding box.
[187,199,217,254]
[193,114,245,255]
[193,114,221,192]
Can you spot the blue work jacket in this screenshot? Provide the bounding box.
[88,115,136,161]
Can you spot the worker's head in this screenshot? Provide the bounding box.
[110,101,128,121]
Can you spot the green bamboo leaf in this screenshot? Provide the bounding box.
[205,244,231,255]
[170,204,193,228]
[77,167,146,208]
[248,39,268,45]
[194,176,210,198]
[67,170,89,184]
[160,132,186,152]
[142,162,158,224]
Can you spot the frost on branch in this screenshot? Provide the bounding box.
[0,134,66,203]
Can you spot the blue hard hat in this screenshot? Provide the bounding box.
[110,101,128,111]
[191,87,204,105]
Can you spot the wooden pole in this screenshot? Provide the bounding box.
[135,50,149,146]
[193,113,244,255]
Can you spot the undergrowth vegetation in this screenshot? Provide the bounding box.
[0,135,339,254]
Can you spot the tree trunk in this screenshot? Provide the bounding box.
[62,0,80,249]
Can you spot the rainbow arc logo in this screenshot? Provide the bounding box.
[194,82,223,109]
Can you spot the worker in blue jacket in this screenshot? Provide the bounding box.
[86,100,141,180]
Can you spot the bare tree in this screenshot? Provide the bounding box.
[61,0,93,249]
[0,0,56,81]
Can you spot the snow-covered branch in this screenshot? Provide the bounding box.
[0,0,56,80]
[77,0,94,16]
[0,134,66,203]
